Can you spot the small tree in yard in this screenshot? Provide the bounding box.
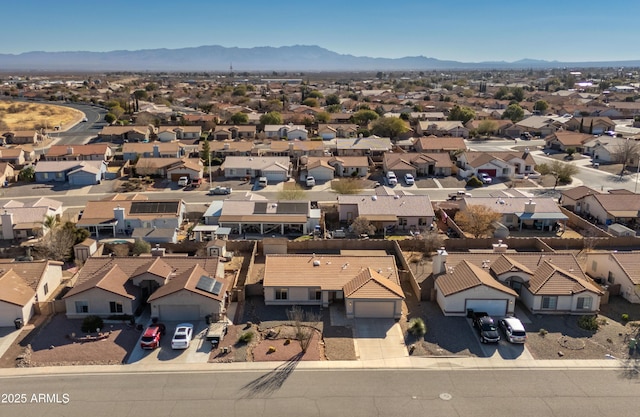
[286,306,321,353]
[351,216,376,236]
[454,205,502,238]
[81,315,104,333]
[408,318,427,337]
[132,239,151,256]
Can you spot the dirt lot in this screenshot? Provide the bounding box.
[1,315,141,367]
[0,101,82,130]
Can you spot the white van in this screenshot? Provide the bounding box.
[258,177,268,187]
[386,171,398,186]
[177,176,189,187]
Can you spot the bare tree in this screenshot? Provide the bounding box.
[286,306,321,353]
[350,216,376,236]
[36,225,76,261]
[612,139,640,177]
[454,205,502,238]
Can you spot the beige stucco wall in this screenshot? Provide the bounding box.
[0,298,34,327]
[36,263,63,302]
[150,291,223,319]
[435,282,515,316]
[586,253,640,304]
[64,289,135,319]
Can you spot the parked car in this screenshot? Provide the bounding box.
[177,176,190,187]
[448,190,473,200]
[472,312,500,343]
[404,173,415,185]
[140,323,166,350]
[332,229,346,238]
[386,171,398,186]
[81,117,88,122]
[258,177,268,187]
[171,323,194,350]
[306,176,316,187]
[499,317,527,344]
[209,186,232,195]
[479,173,492,184]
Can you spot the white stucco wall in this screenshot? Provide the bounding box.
[435,282,515,316]
[65,289,135,319]
[586,253,640,304]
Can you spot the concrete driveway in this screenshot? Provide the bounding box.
[353,319,408,362]
[466,318,534,360]
[127,321,211,364]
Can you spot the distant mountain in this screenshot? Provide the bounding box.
[0,45,638,72]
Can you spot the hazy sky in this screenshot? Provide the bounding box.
[3,0,639,62]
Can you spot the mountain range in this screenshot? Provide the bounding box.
[0,45,638,72]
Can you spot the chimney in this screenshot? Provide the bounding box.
[524,199,536,214]
[223,142,230,150]
[289,142,294,152]
[432,247,448,275]
[67,146,74,155]
[113,205,126,233]
[492,239,508,253]
[153,144,160,158]
[151,244,166,257]
[1,210,14,240]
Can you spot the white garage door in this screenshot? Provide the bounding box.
[263,171,287,182]
[354,301,395,318]
[465,299,508,317]
[158,305,200,321]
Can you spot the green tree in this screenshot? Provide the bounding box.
[448,105,475,124]
[201,139,211,166]
[132,239,151,256]
[229,112,249,124]
[494,86,509,100]
[511,87,525,102]
[316,111,331,123]
[325,94,341,106]
[259,111,283,125]
[307,90,323,99]
[110,105,125,119]
[533,100,549,114]
[503,103,525,123]
[325,104,342,113]
[232,85,247,96]
[302,97,319,107]
[370,117,409,139]
[351,109,379,126]
[19,165,35,182]
[133,89,148,100]
[477,120,498,136]
[104,113,117,124]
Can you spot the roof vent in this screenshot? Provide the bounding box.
[371,195,377,201]
[394,195,400,199]
[313,260,321,267]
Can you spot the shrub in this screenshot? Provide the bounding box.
[284,339,291,345]
[408,318,427,337]
[578,315,599,331]
[81,315,104,333]
[466,176,483,188]
[238,331,254,343]
[539,328,548,336]
[622,313,630,322]
[267,346,277,354]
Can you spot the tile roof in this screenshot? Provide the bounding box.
[147,264,228,302]
[34,160,104,173]
[46,144,110,157]
[122,142,180,153]
[608,252,640,285]
[65,264,135,299]
[414,136,467,152]
[263,255,400,291]
[222,156,289,170]
[77,198,183,226]
[461,197,564,215]
[528,261,603,295]
[561,186,601,201]
[0,269,35,306]
[435,260,517,297]
[343,268,404,299]
[548,131,593,146]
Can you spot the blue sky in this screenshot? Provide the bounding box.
[3,0,640,62]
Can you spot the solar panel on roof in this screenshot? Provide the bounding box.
[195,275,223,295]
[130,201,180,214]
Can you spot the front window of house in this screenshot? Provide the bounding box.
[399,218,407,226]
[541,296,557,310]
[577,297,592,310]
[109,301,123,314]
[418,218,428,226]
[275,289,288,300]
[309,290,322,301]
[75,301,89,314]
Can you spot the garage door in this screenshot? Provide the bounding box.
[157,305,200,321]
[465,299,507,317]
[263,172,287,182]
[354,301,395,318]
[478,169,497,177]
[170,173,188,182]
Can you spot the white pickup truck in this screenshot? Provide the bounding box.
[448,191,473,200]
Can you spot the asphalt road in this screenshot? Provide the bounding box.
[0,368,637,417]
[47,102,108,145]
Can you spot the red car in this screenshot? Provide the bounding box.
[140,324,165,349]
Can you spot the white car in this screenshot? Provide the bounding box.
[306,176,316,187]
[479,173,492,184]
[171,323,194,350]
[404,173,415,185]
[386,171,398,186]
[499,317,527,344]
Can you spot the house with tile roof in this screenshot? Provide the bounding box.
[0,162,16,184]
[0,147,29,167]
[432,248,603,316]
[565,116,615,136]
[584,136,635,163]
[586,252,640,304]
[1,130,45,145]
[263,254,404,318]
[577,191,640,226]
[0,197,63,240]
[413,136,467,154]
[338,194,434,232]
[0,259,63,326]
[97,125,153,143]
[455,150,538,179]
[317,124,359,139]
[43,144,113,162]
[304,156,369,181]
[335,137,392,159]
[63,256,228,321]
[383,152,453,178]
[76,194,186,241]
[156,125,202,142]
[211,125,256,140]
[544,131,594,152]
[263,124,308,140]
[416,121,469,138]
[122,142,182,161]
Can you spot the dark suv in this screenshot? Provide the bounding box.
[140,323,166,349]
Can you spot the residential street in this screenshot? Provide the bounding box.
[0,367,636,417]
